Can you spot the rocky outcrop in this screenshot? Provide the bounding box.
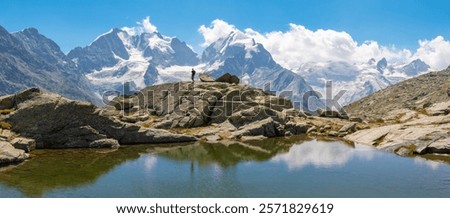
[105,81,321,140]
[104,81,368,142]
[0,88,197,150]
[120,81,293,129]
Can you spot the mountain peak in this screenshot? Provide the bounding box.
[402,58,430,76]
[21,27,39,35]
[376,57,388,72]
[410,58,428,65]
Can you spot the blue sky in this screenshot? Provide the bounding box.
[0,0,449,54]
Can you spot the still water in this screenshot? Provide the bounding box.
[1,136,450,197]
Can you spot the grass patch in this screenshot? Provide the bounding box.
[0,109,14,115]
[0,121,12,129]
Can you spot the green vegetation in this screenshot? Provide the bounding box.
[0,109,14,115]
[0,121,12,129]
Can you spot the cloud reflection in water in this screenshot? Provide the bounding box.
[271,140,375,170]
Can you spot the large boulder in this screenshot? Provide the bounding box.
[216,73,240,84]
[0,141,29,164]
[199,73,215,82]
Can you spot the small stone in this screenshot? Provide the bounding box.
[178,116,192,128]
[121,116,139,123]
[338,132,348,137]
[205,135,220,142]
[396,147,414,156]
[89,138,120,148]
[138,114,150,121]
[0,129,14,141]
[240,135,268,141]
[306,126,317,133]
[153,120,173,129]
[328,131,338,137]
[11,137,36,152]
[339,122,357,133]
[349,117,363,122]
[0,141,29,164]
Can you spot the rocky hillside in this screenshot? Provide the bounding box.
[0,25,99,104]
[344,67,450,156]
[344,67,450,121]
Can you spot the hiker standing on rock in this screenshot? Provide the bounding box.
[191,68,196,82]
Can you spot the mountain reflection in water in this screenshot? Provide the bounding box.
[1,136,450,197]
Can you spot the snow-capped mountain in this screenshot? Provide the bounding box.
[0,25,99,103]
[67,28,199,93]
[70,27,322,111]
[0,21,433,111]
[293,58,431,106]
[379,58,430,84]
[200,31,323,111]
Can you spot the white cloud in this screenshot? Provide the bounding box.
[271,140,375,170]
[413,36,450,70]
[198,19,237,47]
[198,20,450,70]
[139,16,158,33]
[245,23,411,69]
[122,16,158,35]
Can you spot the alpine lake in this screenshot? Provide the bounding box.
[1,136,450,197]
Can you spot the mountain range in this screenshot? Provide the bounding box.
[0,26,99,104]
[0,24,432,109]
[293,57,430,106]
